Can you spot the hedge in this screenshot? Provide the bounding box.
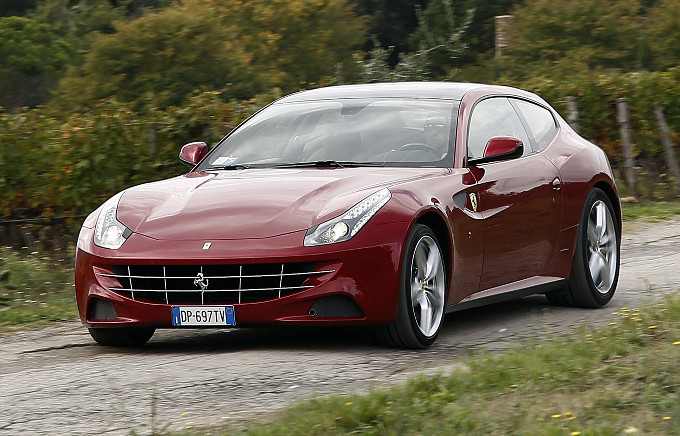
[2,69,680,222]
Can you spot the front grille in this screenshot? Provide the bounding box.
[97,262,333,305]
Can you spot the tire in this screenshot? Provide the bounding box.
[88,327,155,347]
[378,224,447,348]
[547,188,620,308]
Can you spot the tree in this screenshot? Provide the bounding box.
[190,0,367,93]
[0,16,72,109]
[353,0,431,66]
[31,0,126,50]
[405,0,473,79]
[109,0,174,17]
[648,0,680,70]
[0,0,38,17]
[412,0,520,67]
[501,0,644,79]
[347,0,470,82]
[55,0,366,109]
[55,6,253,109]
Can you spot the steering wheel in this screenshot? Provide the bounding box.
[399,142,442,158]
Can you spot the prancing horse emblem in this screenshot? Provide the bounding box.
[469,192,478,212]
[194,272,209,291]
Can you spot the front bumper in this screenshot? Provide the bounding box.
[75,222,408,329]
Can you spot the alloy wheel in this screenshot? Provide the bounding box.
[409,235,445,337]
[586,200,618,294]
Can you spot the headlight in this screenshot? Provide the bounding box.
[304,188,391,246]
[94,192,132,249]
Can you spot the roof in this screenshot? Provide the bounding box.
[277,82,486,103]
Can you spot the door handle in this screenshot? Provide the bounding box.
[551,177,561,190]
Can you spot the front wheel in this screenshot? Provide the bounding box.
[88,327,156,347]
[378,224,447,348]
[548,188,620,307]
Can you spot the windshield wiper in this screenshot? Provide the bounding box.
[272,161,384,168]
[205,163,252,170]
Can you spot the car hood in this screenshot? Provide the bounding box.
[116,168,438,240]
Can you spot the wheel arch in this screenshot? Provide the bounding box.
[414,210,452,300]
[592,180,622,236]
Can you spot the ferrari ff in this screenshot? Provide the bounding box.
[75,82,621,348]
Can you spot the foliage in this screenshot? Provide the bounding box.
[31,0,123,43]
[0,0,38,17]
[55,6,253,109]
[28,0,174,63]
[347,0,471,82]
[0,90,277,220]
[0,248,76,331]
[183,0,367,94]
[54,0,365,110]
[501,0,644,80]
[647,0,680,70]
[4,68,680,222]
[411,0,519,71]
[0,16,73,109]
[353,0,428,66]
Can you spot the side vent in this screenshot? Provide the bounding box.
[309,295,364,318]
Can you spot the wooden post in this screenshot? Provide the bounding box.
[494,15,513,58]
[616,98,637,197]
[565,96,580,134]
[654,102,680,194]
[148,122,158,154]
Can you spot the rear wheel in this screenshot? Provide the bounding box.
[378,224,446,348]
[548,188,620,307]
[88,327,155,347]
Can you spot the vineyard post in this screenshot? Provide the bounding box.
[565,96,579,134]
[616,98,637,197]
[653,103,680,195]
[148,122,158,154]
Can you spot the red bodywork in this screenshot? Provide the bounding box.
[75,83,620,330]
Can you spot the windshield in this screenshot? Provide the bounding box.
[197,98,459,170]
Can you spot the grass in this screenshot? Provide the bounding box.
[177,297,680,436]
[0,247,77,333]
[621,199,680,222]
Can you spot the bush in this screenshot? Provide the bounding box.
[0,90,278,221]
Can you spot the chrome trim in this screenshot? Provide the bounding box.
[108,285,315,293]
[96,264,335,305]
[96,270,334,280]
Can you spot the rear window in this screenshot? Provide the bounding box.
[512,99,558,152]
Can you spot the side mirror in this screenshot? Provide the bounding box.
[468,137,523,166]
[179,142,208,166]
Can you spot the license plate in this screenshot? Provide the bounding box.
[171,306,235,326]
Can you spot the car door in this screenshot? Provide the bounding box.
[466,97,562,291]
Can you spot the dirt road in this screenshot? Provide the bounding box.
[1,219,679,435]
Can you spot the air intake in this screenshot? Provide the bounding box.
[309,295,364,318]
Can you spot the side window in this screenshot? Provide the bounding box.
[512,99,558,152]
[467,97,532,159]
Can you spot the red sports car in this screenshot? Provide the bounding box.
[75,82,621,348]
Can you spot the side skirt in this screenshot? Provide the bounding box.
[446,276,568,313]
